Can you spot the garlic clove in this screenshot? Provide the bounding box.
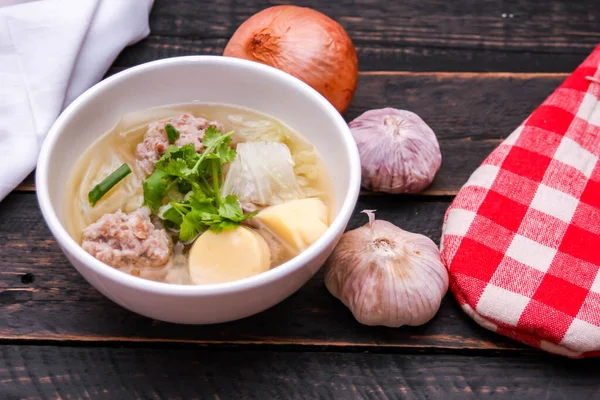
[348,108,442,194]
[324,210,448,328]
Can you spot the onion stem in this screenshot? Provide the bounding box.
[212,161,221,207]
[165,178,179,194]
[165,123,180,144]
[88,163,132,206]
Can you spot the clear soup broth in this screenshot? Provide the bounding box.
[66,103,333,285]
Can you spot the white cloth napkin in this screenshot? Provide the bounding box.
[0,0,153,201]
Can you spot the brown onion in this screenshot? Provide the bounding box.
[223,5,358,114]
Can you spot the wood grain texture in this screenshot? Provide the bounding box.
[2,345,600,400]
[114,35,595,74]
[0,192,529,352]
[3,0,599,395]
[14,72,566,194]
[109,0,600,72]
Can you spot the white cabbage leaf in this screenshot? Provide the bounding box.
[228,114,287,143]
[222,142,304,206]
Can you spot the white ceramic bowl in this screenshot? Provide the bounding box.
[36,56,361,324]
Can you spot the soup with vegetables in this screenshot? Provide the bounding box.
[66,104,332,285]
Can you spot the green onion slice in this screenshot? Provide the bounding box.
[165,123,180,144]
[88,163,132,206]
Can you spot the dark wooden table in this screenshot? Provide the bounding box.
[2,1,600,398]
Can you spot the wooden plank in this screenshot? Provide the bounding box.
[109,0,600,72]
[2,345,600,399]
[113,35,594,74]
[14,72,566,194]
[0,192,528,352]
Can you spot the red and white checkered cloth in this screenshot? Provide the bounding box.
[441,45,600,358]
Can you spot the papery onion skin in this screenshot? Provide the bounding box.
[223,5,358,114]
[349,108,442,194]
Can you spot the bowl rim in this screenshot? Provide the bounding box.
[36,55,361,296]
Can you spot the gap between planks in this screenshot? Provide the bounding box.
[359,71,568,78]
[0,334,530,356]
[106,66,571,78]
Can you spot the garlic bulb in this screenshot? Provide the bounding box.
[349,108,442,193]
[324,211,448,327]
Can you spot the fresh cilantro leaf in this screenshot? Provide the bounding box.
[165,123,180,144]
[215,141,236,165]
[189,178,213,198]
[201,127,233,158]
[198,177,214,197]
[155,144,198,172]
[142,125,254,240]
[189,197,217,214]
[161,194,256,240]
[180,144,201,166]
[213,219,239,233]
[161,158,194,178]
[158,203,183,225]
[187,185,208,201]
[177,180,192,194]
[185,129,234,180]
[143,169,170,211]
[179,208,225,240]
[180,211,202,242]
[218,195,244,220]
[201,126,223,149]
[194,153,219,177]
